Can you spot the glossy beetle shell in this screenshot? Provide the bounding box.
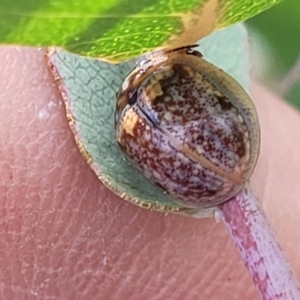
[115,46,260,209]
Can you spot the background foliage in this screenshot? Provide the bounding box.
[246,0,300,108]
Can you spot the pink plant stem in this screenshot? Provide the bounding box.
[219,185,300,300]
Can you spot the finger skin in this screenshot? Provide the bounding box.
[0,47,299,300]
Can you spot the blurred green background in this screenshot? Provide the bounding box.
[245,0,300,109]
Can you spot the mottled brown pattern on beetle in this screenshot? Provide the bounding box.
[216,95,233,111]
[118,111,234,208]
[150,64,248,169]
[116,62,251,208]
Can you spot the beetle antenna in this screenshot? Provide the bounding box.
[166,44,199,54]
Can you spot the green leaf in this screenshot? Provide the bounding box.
[47,24,249,217]
[2,0,284,61]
